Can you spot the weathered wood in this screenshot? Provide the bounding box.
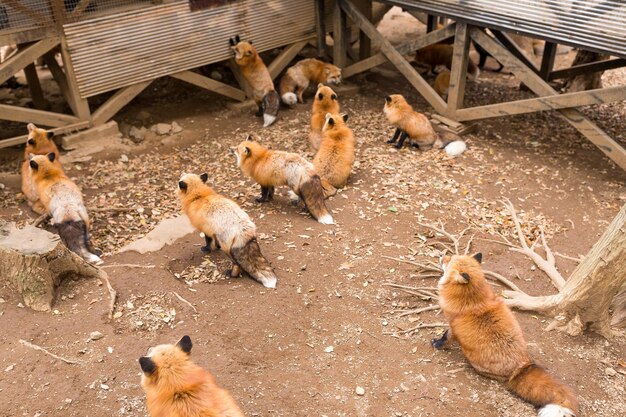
[563,50,609,92]
[333,0,349,68]
[490,30,540,75]
[455,86,626,122]
[0,222,104,312]
[338,0,447,114]
[171,70,245,102]
[42,51,78,116]
[59,38,90,120]
[22,63,48,110]
[549,58,626,81]
[92,81,151,125]
[0,38,60,85]
[267,40,310,80]
[0,104,80,127]
[471,27,626,172]
[61,121,119,149]
[539,42,557,80]
[315,0,327,56]
[446,23,470,116]
[354,0,372,60]
[0,121,90,150]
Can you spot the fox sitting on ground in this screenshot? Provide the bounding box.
[139,335,247,417]
[230,35,279,127]
[178,172,277,288]
[434,70,450,100]
[415,44,479,80]
[21,123,63,214]
[279,58,342,107]
[384,94,466,156]
[313,113,355,198]
[435,253,579,417]
[309,84,340,151]
[232,135,334,225]
[29,153,101,263]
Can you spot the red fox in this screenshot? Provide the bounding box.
[178,172,277,288]
[21,123,62,214]
[139,335,247,417]
[309,84,340,151]
[230,35,279,127]
[415,44,479,80]
[384,94,466,156]
[232,136,334,225]
[279,58,342,107]
[313,113,355,198]
[435,253,578,417]
[434,70,450,100]
[29,153,101,263]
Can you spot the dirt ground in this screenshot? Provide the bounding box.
[1,9,626,417]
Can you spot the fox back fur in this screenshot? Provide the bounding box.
[313,113,355,197]
[279,58,342,106]
[309,84,340,151]
[435,253,578,417]
[415,44,479,80]
[232,136,333,225]
[178,173,277,288]
[139,335,246,417]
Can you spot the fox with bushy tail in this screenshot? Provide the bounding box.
[435,253,578,417]
[279,58,342,107]
[230,35,279,127]
[29,153,101,263]
[178,172,277,288]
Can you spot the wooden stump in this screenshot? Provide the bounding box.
[0,221,103,311]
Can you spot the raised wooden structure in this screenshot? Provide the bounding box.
[333,0,626,171]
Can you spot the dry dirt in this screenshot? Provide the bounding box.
[1,10,626,417]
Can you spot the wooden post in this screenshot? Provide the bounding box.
[267,40,310,80]
[446,23,470,116]
[0,38,60,85]
[540,42,557,80]
[333,0,348,68]
[59,38,91,121]
[315,0,327,57]
[427,14,437,32]
[22,63,48,110]
[354,0,372,60]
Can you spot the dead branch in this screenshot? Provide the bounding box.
[19,339,82,365]
[172,291,197,313]
[385,322,448,335]
[100,272,116,320]
[483,270,525,293]
[397,305,440,317]
[101,264,155,269]
[554,252,583,263]
[464,232,476,255]
[417,222,471,254]
[31,213,50,227]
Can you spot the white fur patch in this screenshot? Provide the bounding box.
[259,274,277,289]
[281,92,297,106]
[444,140,467,157]
[317,214,334,225]
[263,114,277,127]
[287,190,300,202]
[538,404,576,417]
[87,253,103,265]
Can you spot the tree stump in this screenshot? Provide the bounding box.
[0,221,103,311]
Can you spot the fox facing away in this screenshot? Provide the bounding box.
[29,153,101,263]
[309,84,340,152]
[415,44,480,80]
[139,335,247,417]
[232,135,334,225]
[21,123,62,214]
[230,35,279,127]
[178,172,277,288]
[435,253,578,417]
[279,58,342,107]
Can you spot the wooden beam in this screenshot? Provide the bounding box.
[338,0,447,113]
[490,30,539,75]
[59,38,90,120]
[539,42,557,80]
[354,0,372,60]
[456,86,626,121]
[333,0,348,68]
[92,81,151,125]
[315,0,327,57]
[471,28,626,171]
[427,14,437,32]
[549,58,626,81]
[0,121,90,150]
[42,51,78,116]
[0,38,60,85]
[0,104,80,127]
[446,23,470,116]
[267,40,310,80]
[171,70,246,102]
[22,63,48,110]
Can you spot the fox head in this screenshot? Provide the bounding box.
[384,94,413,119]
[315,84,339,107]
[438,253,494,311]
[139,335,193,388]
[322,112,349,133]
[28,152,59,177]
[231,39,257,65]
[323,63,342,84]
[231,135,265,168]
[26,123,55,154]
[178,172,209,195]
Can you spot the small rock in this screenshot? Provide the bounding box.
[160,134,180,146]
[17,302,24,308]
[113,311,123,319]
[5,364,15,372]
[129,126,147,143]
[0,297,5,303]
[210,70,223,81]
[89,331,104,341]
[64,398,72,404]
[171,121,183,134]
[605,367,617,377]
[0,183,5,190]
[355,386,365,396]
[100,383,109,390]
[119,154,129,163]
[324,346,334,353]
[153,123,172,135]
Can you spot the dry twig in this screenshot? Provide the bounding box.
[172,291,197,313]
[101,264,155,269]
[19,339,81,365]
[385,322,448,335]
[100,271,117,320]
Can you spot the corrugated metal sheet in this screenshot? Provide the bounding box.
[63,0,316,98]
[384,0,626,59]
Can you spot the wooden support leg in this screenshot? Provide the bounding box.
[540,42,557,80]
[427,14,437,32]
[268,40,310,80]
[171,70,245,102]
[42,51,78,116]
[354,0,372,60]
[315,0,327,57]
[490,30,539,75]
[333,0,348,68]
[446,23,470,117]
[92,81,152,125]
[471,28,626,171]
[22,63,48,110]
[60,39,90,121]
[0,38,59,85]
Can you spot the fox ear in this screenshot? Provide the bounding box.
[473,253,482,264]
[199,173,208,183]
[47,131,54,139]
[27,123,36,133]
[229,37,235,46]
[47,152,56,162]
[243,146,251,156]
[139,357,157,374]
[177,335,192,354]
[385,95,392,103]
[246,134,254,142]
[317,83,324,89]
[178,181,187,191]
[459,272,471,284]
[235,34,241,43]
[29,160,39,170]
[342,113,349,123]
[331,93,337,100]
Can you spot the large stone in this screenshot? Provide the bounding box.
[129,126,147,143]
[152,123,172,136]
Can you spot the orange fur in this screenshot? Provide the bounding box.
[309,84,340,151]
[436,254,578,415]
[415,44,479,79]
[21,123,62,213]
[279,59,342,105]
[383,94,438,149]
[140,336,246,417]
[313,113,355,191]
[231,41,274,105]
[434,70,450,99]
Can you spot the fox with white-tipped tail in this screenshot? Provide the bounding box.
[178,173,277,288]
[279,58,342,107]
[232,135,334,225]
[435,253,578,417]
